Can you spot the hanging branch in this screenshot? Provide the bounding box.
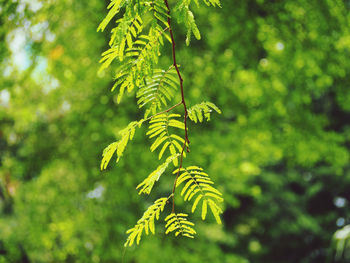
[98,0,223,247]
[163,0,191,213]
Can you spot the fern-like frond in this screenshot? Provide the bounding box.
[109,15,143,47]
[137,65,179,117]
[99,15,144,72]
[100,120,144,170]
[124,197,168,247]
[125,24,166,68]
[188,101,221,123]
[97,0,126,32]
[145,0,171,29]
[109,25,168,103]
[147,113,186,165]
[175,3,201,46]
[184,9,200,46]
[137,154,179,195]
[165,213,196,238]
[173,166,223,224]
[111,61,138,103]
[99,47,120,73]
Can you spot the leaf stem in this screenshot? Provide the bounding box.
[145,101,182,122]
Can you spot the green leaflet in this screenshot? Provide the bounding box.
[124,197,168,247]
[147,113,186,165]
[97,0,126,32]
[100,120,144,170]
[146,0,171,28]
[174,0,221,45]
[137,65,179,118]
[112,25,167,104]
[174,1,201,46]
[185,9,201,46]
[99,14,144,72]
[136,154,179,195]
[100,25,162,72]
[173,166,224,224]
[165,213,196,238]
[109,15,143,47]
[98,4,169,103]
[188,101,222,123]
[99,47,120,73]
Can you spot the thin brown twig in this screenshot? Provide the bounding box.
[163,0,190,213]
[145,101,182,122]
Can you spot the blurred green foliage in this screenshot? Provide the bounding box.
[1,0,350,262]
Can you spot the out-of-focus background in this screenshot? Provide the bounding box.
[1,0,350,262]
